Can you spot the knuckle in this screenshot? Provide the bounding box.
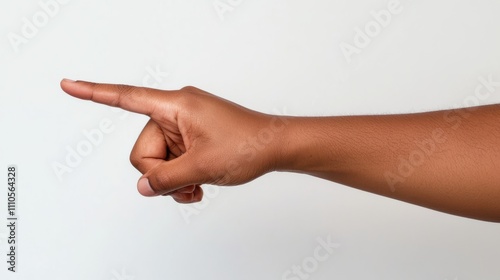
[129,153,141,169]
[115,84,136,94]
[153,172,172,193]
[180,85,198,92]
[174,87,211,117]
[114,84,143,107]
[175,91,197,112]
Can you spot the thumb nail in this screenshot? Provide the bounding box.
[138,177,156,197]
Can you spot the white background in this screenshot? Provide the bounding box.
[1,0,500,279]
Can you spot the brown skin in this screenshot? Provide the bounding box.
[60,79,500,223]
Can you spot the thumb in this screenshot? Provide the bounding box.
[137,154,205,197]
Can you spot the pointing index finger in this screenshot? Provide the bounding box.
[60,79,171,116]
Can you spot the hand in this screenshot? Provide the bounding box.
[60,79,287,203]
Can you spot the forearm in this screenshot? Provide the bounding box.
[276,104,500,222]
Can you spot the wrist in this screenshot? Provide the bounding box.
[257,114,293,173]
[273,116,343,177]
[274,116,322,174]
